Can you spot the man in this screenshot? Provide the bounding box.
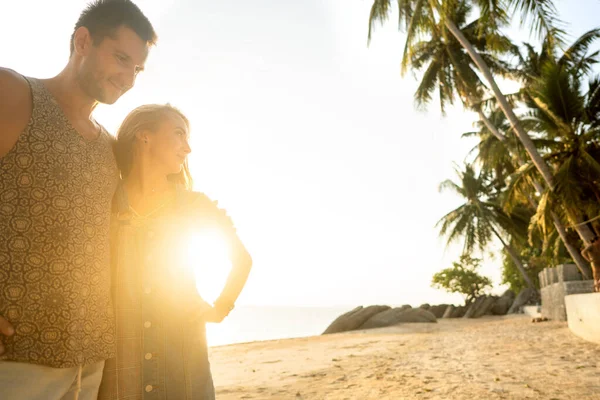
[0,1,156,398]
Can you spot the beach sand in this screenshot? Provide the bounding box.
[209,314,600,399]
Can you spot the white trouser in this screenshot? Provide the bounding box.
[0,360,105,400]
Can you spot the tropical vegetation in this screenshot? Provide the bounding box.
[367,0,600,292]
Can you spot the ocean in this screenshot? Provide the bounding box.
[205,305,352,347]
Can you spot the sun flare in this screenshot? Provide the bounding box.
[185,230,231,304]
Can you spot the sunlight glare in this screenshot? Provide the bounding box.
[186,230,231,304]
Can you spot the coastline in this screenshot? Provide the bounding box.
[209,314,600,399]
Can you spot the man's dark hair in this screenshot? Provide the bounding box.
[70,0,157,54]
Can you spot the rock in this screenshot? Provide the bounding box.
[463,296,486,318]
[359,307,437,330]
[429,304,449,318]
[401,304,412,309]
[500,289,516,300]
[508,288,537,314]
[491,293,514,315]
[322,306,362,334]
[472,296,497,318]
[442,305,455,318]
[322,305,391,334]
[452,306,467,318]
[397,308,437,323]
[419,303,431,310]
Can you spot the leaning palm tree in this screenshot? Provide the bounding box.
[437,163,536,289]
[390,1,592,276]
[507,52,600,286]
[464,106,592,275]
[475,29,600,278]
[368,0,598,246]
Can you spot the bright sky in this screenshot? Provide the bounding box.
[3,0,599,308]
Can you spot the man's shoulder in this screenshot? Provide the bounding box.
[0,68,29,97]
[0,67,31,114]
[0,68,33,157]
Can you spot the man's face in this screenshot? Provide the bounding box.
[76,26,149,104]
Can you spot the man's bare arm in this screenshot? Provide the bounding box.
[0,67,31,158]
[0,68,31,353]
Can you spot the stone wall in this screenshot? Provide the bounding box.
[539,264,594,321]
[565,293,600,345]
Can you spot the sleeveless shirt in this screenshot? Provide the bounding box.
[0,77,119,367]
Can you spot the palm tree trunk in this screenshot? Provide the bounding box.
[441,15,554,186]
[552,212,593,279]
[489,225,536,290]
[440,10,598,247]
[476,113,593,278]
[527,172,592,279]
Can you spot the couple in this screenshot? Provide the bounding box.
[0,0,252,399]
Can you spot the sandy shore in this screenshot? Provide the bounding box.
[209,314,600,399]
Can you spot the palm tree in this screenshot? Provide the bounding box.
[526,70,600,229]
[464,106,592,277]
[405,1,512,115]
[437,163,536,289]
[368,0,598,246]
[511,28,600,95]
[507,35,600,285]
[472,29,600,279]
[386,1,593,276]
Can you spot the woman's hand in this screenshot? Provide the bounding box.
[0,315,14,355]
[201,307,229,323]
[187,298,230,323]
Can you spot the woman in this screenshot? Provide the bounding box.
[98,104,253,399]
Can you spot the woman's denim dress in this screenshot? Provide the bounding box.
[98,184,238,399]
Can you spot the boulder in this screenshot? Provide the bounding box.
[429,304,449,318]
[322,306,362,334]
[491,292,515,315]
[452,305,467,318]
[442,305,455,318]
[397,308,437,323]
[419,303,431,310]
[322,305,390,334]
[359,307,437,330]
[501,289,516,300]
[508,288,537,314]
[463,296,487,318]
[472,296,497,318]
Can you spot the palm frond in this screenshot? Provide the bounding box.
[558,28,600,71]
[415,59,444,110]
[507,0,565,45]
[400,0,429,75]
[367,0,393,44]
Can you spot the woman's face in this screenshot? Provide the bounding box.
[147,112,191,175]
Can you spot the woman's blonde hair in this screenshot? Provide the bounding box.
[114,103,193,189]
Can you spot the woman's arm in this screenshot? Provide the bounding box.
[208,206,253,322]
[188,194,253,323]
[210,236,252,321]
